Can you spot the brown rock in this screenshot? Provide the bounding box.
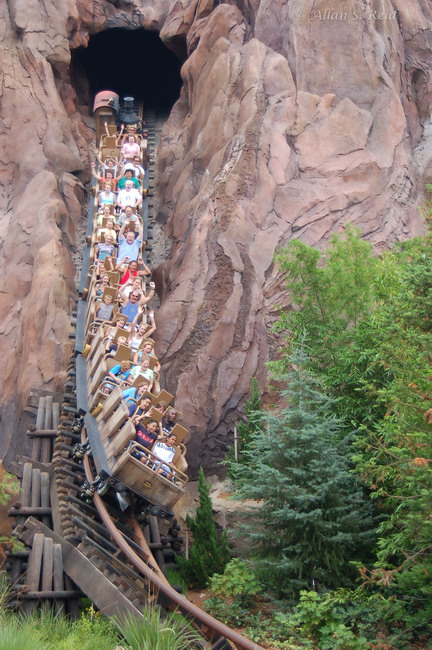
[0,0,431,479]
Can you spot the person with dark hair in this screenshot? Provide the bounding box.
[133,419,160,454]
[152,434,177,478]
[117,168,140,190]
[161,408,177,437]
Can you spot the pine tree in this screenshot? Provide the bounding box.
[232,347,375,596]
[177,468,230,588]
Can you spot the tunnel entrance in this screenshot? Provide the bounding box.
[71,28,183,113]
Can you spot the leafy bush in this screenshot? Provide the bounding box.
[209,559,260,602]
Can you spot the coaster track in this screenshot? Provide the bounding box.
[5,104,262,650]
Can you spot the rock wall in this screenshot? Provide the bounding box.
[0,0,431,474]
[155,0,432,472]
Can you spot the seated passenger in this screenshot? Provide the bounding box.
[96,151,119,176]
[111,314,129,332]
[123,155,145,180]
[117,220,144,263]
[91,164,118,191]
[117,169,140,190]
[117,123,141,146]
[161,408,177,437]
[121,135,140,162]
[117,258,151,284]
[129,358,154,384]
[95,234,116,263]
[95,274,110,297]
[128,321,149,351]
[121,276,143,300]
[152,434,177,478]
[117,181,142,213]
[97,219,117,242]
[96,205,115,227]
[119,284,155,324]
[130,420,160,459]
[99,182,116,207]
[95,294,115,321]
[122,381,151,405]
[117,205,139,228]
[101,360,131,393]
[105,334,128,357]
[130,396,153,420]
[133,341,160,373]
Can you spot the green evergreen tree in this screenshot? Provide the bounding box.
[177,468,230,588]
[232,347,375,596]
[226,378,263,480]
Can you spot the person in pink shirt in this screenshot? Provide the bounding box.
[121,135,140,163]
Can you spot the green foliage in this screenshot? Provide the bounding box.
[0,605,120,650]
[0,470,19,506]
[0,470,23,553]
[226,378,263,480]
[242,588,407,649]
[117,607,202,650]
[208,558,260,601]
[230,347,375,596]
[274,226,378,368]
[236,377,262,448]
[164,567,187,594]
[176,468,230,588]
[204,559,261,628]
[272,226,432,639]
[203,595,254,628]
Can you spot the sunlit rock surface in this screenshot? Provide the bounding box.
[1,0,431,474]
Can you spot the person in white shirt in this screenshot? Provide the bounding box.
[152,434,177,478]
[117,180,142,212]
[123,155,145,180]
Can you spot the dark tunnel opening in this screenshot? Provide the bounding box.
[71,28,183,113]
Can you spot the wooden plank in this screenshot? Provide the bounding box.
[32,397,45,461]
[40,472,51,528]
[22,532,44,613]
[10,507,52,516]
[18,463,33,526]
[10,457,52,480]
[30,468,41,508]
[64,575,80,619]
[42,396,53,463]
[20,518,143,620]
[49,476,65,537]
[53,543,66,614]
[27,430,57,437]
[44,395,53,430]
[41,536,54,612]
[52,402,60,429]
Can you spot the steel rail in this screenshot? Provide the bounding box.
[81,432,263,650]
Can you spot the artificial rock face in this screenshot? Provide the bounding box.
[1,0,431,473]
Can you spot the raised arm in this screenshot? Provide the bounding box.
[139,282,155,306]
[118,221,128,239]
[145,311,156,339]
[116,124,124,146]
[137,257,151,277]
[90,162,99,181]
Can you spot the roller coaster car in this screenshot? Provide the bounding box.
[83,387,189,519]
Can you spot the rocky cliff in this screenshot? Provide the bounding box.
[1,0,431,473]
